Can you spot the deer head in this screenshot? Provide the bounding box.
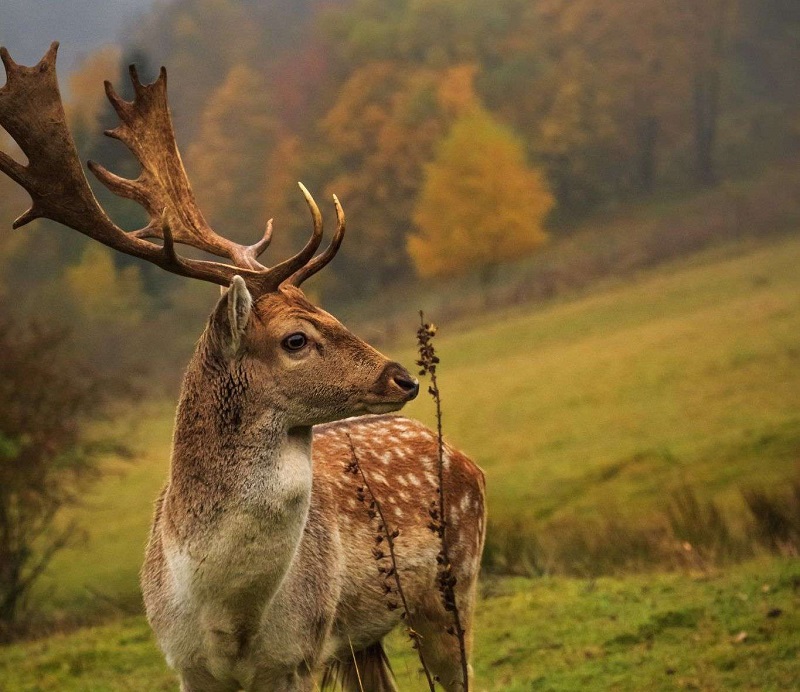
[0,43,418,427]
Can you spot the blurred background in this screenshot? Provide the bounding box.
[1,0,799,689]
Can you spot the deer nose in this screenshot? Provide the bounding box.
[394,372,420,399]
[385,363,419,400]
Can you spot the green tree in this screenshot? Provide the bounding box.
[409,108,552,285]
[64,245,146,327]
[527,0,695,205]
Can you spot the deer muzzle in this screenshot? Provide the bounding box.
[380,362,419,402]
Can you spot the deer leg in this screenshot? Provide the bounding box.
[412,589,477,692]
[179,667,239,692]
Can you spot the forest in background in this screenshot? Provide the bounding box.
[1,0,799,386]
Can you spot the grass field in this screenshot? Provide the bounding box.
[3,559,799,690]
[395,236,800,526]
[5,232,800,688]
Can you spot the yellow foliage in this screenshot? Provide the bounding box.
[319,62,461,281]
[409,108,553,279]
[65,245,146,325]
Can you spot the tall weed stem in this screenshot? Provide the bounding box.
[417,312,470,691]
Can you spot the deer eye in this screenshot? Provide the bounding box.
[282,332,308,352]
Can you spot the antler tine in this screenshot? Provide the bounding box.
[128,64,145,93]
[101,78,130,121]
[258,182,325,287]
[245,218,274,261]
[285,194,346,287]
[90,64,252,259]
[0,150,25,189]
[0,44,256,287]
[0,46,18,73]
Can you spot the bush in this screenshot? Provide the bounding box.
[0,304,122,641]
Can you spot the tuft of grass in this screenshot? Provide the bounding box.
[483,476,800,578]
[666,485,749,565]
[743,477,800,555]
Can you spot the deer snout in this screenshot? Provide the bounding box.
[382,362,419,401]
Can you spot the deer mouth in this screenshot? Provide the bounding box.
[363,401,407,415]
[354,388,412,415]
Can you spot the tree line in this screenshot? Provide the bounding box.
[1,0,799,338]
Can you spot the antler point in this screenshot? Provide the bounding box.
[128,64,143,91]
[44,42,59,62]
[12,207,40,229]
[0,46,15,73]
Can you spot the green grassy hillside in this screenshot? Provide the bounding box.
[3,559,799,690]
[397,236,800,525]
[32,233,800,613]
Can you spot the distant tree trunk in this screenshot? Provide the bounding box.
[693,68,720,186]
[690,0,729,187]
[636,116,659,192]
[480,262,499,308]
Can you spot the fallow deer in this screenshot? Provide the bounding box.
[0,44,486,690]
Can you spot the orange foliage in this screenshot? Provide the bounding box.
[409,107,552,280]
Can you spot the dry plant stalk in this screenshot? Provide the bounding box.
[345,437,437,691]
[417,312,470,691]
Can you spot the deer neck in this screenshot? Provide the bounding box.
[165,346,314,545]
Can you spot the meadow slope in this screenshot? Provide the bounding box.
[31,233,800,612]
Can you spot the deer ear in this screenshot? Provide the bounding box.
[212,275,252,355]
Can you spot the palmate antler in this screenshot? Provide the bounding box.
[0,42,344,294]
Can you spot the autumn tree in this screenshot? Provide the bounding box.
[409,107,553,286]
[67,45,122,148]
[522,0,695,205]
[132,0,262,142]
